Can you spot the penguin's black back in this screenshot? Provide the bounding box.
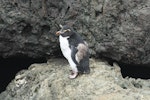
[68,32,84,47]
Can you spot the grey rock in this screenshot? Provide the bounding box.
[0,0,150,65]
[0,59,150,100]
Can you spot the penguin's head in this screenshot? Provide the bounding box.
[56,25,74,37]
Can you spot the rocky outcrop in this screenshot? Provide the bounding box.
[0,59,150,100]
[0,0,150,65]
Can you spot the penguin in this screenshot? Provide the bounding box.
[56,25,90,79]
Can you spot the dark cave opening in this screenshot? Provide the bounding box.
[118,63,150,79]
[0,56,47,93]
[103,57,150,79]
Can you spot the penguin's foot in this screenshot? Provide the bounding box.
[69,71,78,79]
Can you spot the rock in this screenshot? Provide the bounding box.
[0,59,150,100]
[0,0,150,65]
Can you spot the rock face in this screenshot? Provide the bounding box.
[0,59,150,100]
[0,0,150,65]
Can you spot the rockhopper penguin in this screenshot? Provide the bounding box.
[56,25,90,79]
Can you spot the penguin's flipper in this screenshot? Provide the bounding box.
[70,45,78,64]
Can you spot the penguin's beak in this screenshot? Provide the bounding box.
[56,31,61,35]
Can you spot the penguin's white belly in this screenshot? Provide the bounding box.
[59,36,71,59]
[59,36,77,72]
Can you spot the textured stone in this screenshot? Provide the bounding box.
[0,59,150,100]
[0,0,150,65]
